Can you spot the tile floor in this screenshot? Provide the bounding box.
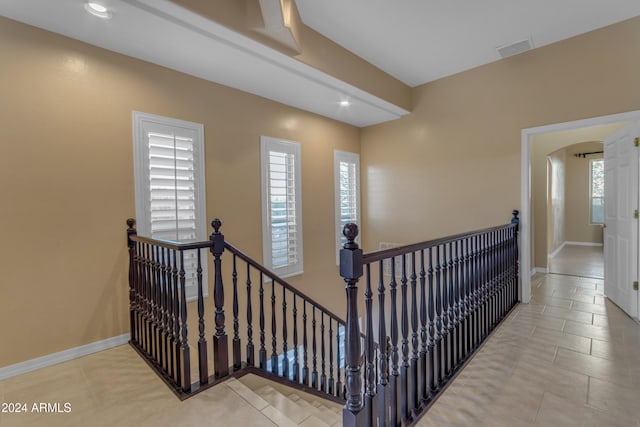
[417,273,640,427]
[1,273,639,427]
[548,244,604,278]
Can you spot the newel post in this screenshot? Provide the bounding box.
[511,210,520,260]
[126,219,137,343]
[211,218,229,378]
[511,210,520,232]
[511,210,520,302]
[340,223,366,427]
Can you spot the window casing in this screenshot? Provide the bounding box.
[133,111,207,299]
[334,150,361,263]
[260,136,303,278]
[590,158,604,224]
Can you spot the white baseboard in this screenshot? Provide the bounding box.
[534,267,549,274]
[530,268,537,276]
[548,241,603,260]
[0,333,130,380]
[548,242,567,259]
[565,241,603,247]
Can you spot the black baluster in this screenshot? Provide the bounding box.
[447,242,455,373]
[282,288,289,379]
[155,246,163,366]
[126,220,137,350]
[476,234,483,345]
[389,257,399,426]
[336,322,343,398]
[132,241,141,347]
[457,239,465,363]
[197,249,208,384]
[302,301,309,386]
[320,312,326,391]
[441,244,450,378]
[329,318,334,394]
[165,247,175,381]
[364,264,376,425]
[293,295,299,382]
[427,247,436,396]
[143,243,151,355]
[471,235,478,349]
[271,279,278,375]
[312,306,318,388]
[259,272,267,369]
[210,219,228,379]
[434,245,443,387]
[232,254,241,370]
[483,233,489,341]
[419,249,427,403]
[448,242,456,370]
[377,260,389,425]
[400,254,409,420]
[161,247,170,373]
[246,265,254,367]
[178,250,191,392]
[172,249,181,386]
[410,252,419,414]
[150,246,158,362]
[466,237,473,358]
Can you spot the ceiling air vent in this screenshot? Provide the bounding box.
[496,38,533,59]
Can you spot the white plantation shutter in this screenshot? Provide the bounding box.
[148,131,198,241]
[133,112,207,299]
[334,151,360,263]
[261,137,303,277]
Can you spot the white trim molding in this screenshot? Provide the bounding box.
[0,334,130,380]
[565,241,604,247]
[548,242,567,259]
[520,110,640,304]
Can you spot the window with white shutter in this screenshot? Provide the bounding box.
[334,150,360,263]
[260,136,303,277]
[133,111,207,300]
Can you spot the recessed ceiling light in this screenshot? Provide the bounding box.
[85,2,111,19]
[339,100,351,107]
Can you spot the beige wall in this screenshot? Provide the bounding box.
[4,14,640,369]
[547,149,567,257]
[360,16,640,253]
[565,142,604,244]
[0,17,359,367]
[531,125,622,267]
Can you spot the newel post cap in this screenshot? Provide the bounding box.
[340,223,363,281]
[210,218,224,256]
[511,210,520,231]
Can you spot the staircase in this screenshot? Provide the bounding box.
[125,210,521,426]
[225,374,342,427]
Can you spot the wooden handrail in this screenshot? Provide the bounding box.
[340,210,521,426]
[224,241,347,327]
[362,222,517,264]
[129,234,212,251]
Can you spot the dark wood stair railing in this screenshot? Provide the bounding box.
[126,217,358,402]
[340,210,520,427]
[126,210,520,426]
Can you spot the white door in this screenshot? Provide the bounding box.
[603,122,639,319]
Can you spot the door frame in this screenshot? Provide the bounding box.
[519,110,640,303]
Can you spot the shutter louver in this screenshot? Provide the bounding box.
[147,131,199,290]
[334,150,360,264]
[339,161,358,247]
[148,132,197,242]
[268,150,298,269]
